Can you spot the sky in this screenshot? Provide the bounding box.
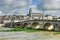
[0,0,60,16]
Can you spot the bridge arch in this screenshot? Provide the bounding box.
[44,23,54,30]
[54,23,60,31]
[31,22,40,29]
[23,23,28,28]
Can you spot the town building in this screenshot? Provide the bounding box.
[0,8,58,24]
[29,8,42,20]
[0,8,59,28]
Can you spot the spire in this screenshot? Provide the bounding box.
[29,8,32,17]
[29,8,32,14]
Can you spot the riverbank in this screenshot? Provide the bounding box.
[0,27,60,35]
[0,27,54,33]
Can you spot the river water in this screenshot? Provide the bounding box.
[0,31,60,40]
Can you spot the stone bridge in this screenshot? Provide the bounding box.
[21,20,60,31]
[4,20,60,31]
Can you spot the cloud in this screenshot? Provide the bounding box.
[43,10,60,16]
[0,11,2,14]
[29,5,37,9]
[0,0,59,16]
[29,5,42,13]
[37,0,60,16]
[4,0,13,5]
[8,8,26,15]
[0,0,29,15]
[29,0,32,4]
[3,0,28,7]
[31,8,42,13]
[38,0,60,10]
[0,10,6,16]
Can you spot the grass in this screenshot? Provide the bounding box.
[53,31,60,34]
[10,27,60,34]
[0,27,60,34]
[0,27,44,32]
[0,27,35,32]
[10,27,38,32]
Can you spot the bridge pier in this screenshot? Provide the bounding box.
[54,23,60,31]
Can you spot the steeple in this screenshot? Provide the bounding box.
[29,8,32,17]
[29,8,32,13]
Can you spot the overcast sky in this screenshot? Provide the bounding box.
[0,0,60,16]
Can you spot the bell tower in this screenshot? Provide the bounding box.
[29,8,32,17]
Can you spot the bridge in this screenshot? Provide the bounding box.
[4,20,60,31]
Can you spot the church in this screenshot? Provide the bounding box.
[28,8,42,20]
[28,8,53,20]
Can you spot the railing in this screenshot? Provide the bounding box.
[21,20,60,22]
[3,19,60,24]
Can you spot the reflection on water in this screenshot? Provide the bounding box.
[0,31,60,40]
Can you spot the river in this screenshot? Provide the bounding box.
[0,31,60,40]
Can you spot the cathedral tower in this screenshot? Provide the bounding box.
[29,8,32,17]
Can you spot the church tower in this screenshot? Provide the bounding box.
[29,8,32,17]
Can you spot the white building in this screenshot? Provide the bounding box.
[29,8,53,20]
[29,8,42,20]
[44,15,53,20]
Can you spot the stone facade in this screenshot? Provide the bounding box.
[29,8,42,20]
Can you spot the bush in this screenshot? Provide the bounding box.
[11,28,23,31]
[10,27,38,32]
